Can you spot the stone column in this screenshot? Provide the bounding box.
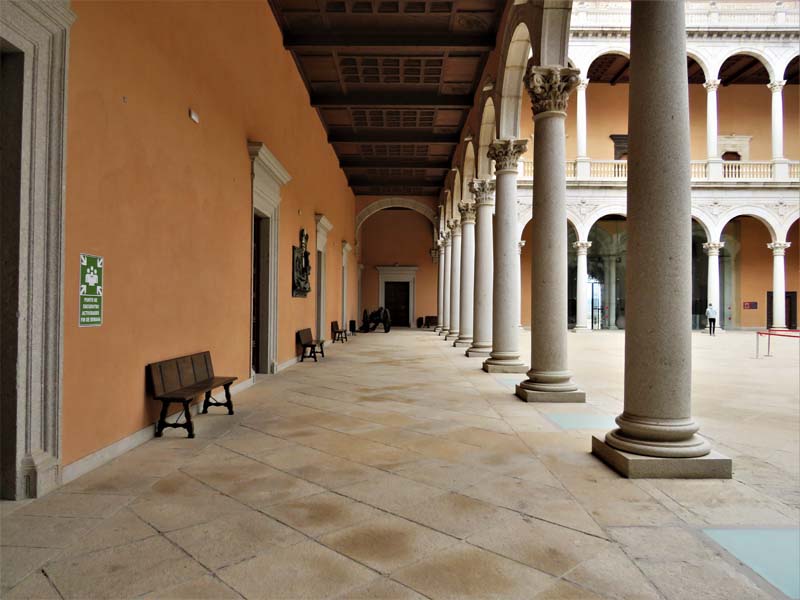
[575,78,591,179]
[440,232,452,335]
[703,242,724,332]
[704,79,722,179]
[573,241,591,330]
[434,237,445,332]
[768,80,789,180]
[446,219,462,341]
[483,140,528,373]
[516,65,584,402]
[768,242,791,329]
[607,255,617,330]
[592,1,730,478]
[455,202,476,347]
[467,179,495,357]
[517,240,526,328]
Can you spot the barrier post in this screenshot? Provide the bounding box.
[766,331,772,357]
[756,332,759,359]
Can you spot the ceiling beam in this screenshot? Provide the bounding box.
[285,32,494,52]
[723,58,767,85]
[340,158,451,169]
[312,92,473,108]
[329,130,459,144]
[609,59,629,85]
[347,176,443,186]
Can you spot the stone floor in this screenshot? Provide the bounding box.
[2,328,798,599]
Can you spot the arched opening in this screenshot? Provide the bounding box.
[691,218,710,330]
[785,56,799,84]
[520,221,578,328]
[498,23,531,140]
[717,53,772,161]
[462,142,476,202]
[587,215,627,329]
[477,98,496,178]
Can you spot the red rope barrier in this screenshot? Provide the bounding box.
[757,330,800,339]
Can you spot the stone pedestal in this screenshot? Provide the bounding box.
[592,1,730,478]
[455,202,476,348]
[467,180,495,357]
[445,220,462,341]
[483,140,528,374]
[516,65,584,403]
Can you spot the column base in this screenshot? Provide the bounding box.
[516,386,586,403]
[571,326,589,333]
[482,358,528,373]
[592,436,732,479]
[466,346,491,357]
[454,338,472,348]
[433,326,442,333]
[445,331,459,341]
[438,329,449,336]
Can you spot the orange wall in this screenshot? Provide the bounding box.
[360,210,438,321]
[730,218,799,328]
[63,0,356,465]
[518,82,799,163]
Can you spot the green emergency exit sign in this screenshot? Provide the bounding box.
[79,254,103,327]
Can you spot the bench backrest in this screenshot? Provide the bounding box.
[297,328,313,345]
[331,321,340,334]
[149,351,215,396]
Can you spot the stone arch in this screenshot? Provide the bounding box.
[578,206,627,242]
[715,48,776,82]
[579,47,630,77]
[497,21,531,139]
[356,198,437,236]
[686,50,711,82]
[715,208,780,243]
[451,169,462,221]
[461,141,476,202]
[690,210,713,242]
[518,215,579,242]
[477,97,496,178]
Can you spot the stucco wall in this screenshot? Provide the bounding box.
[360,210,438,324]
[63,0,357,465]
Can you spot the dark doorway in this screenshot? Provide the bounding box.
[385,282,410,327]
[766,291,798,329]
[252,215,270,373]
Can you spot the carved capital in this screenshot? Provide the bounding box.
[517,240,526,255]
[577,77,589,92]
[524,65,580,116]
[468,178,496,206]
[767,241,791,256]
[572,240,592,255]
[448,218,462,237]
[703,79,721,93]
[767,80,786,93]
[458,201,477,224]
[488,139,528,172]
[702,241,724,256]
[444,230,452,245]
[430,247,439,263]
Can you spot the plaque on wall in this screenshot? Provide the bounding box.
[292,229,312,297]
[743,301,758,310]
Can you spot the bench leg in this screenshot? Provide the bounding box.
[319,343,325,358]
[312,347,317,362]
[155,400,170,437]
[182,400,195,438]
[202,390,212,414]
[224,383,234,415]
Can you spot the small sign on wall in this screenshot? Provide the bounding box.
[79,253,104,327]
[743,301,758,310]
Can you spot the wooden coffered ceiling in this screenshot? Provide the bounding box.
[268,0,504,195]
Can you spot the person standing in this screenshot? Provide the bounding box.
[705,303,718,336]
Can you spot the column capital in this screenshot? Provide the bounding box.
[577,77,589,91]
[468,178,496,206]
[517,240,526,255]
[449,218,462,237]
[458,201,477,224]
[767,80,786,93]
[572,240,592,255]
[703,79,721,92]
[767,241,791,255]
[430,247,439,263]
[702,241,724,255]
[524,65,580,117]
[444,230,452,245]
[488,139,528,172]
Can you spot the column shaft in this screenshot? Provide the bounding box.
[456,203,476,347]
[769,81,785,160]
[703,242,723,331]
[607,256,617,330]
[768,242,790,329]
[517,65,583,402]
[435,240,445,332]
[483,140,528,373]
[705,79,722,179]
[467,180,494,357]
[574,242,591,330]
[446,222,462,340]
[575,79,590,179]
[592,0,730,478]
[440,235,452,335]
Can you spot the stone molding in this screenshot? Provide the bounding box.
[488,139,528,172]
[458,201,477,224]
[703,79,721,92]
[702,241,724,255]
[469,179,496,206]
[525,65,581,116]
[315,214,333,252]
[767,79,786,93]
[767,241,791,255]
[572,240,592,255]
[1,0,76,499]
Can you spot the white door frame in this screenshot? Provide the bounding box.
[248,142,290,375]
[316,214,333,340]
[377,266,418,327]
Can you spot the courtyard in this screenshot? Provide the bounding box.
[2,329,798,599]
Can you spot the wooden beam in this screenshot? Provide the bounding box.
[328,130,459,143]
[312,92,473,108]
[340,158,451,169]
[285,32,494,51]
[609,59,630,86]
[723,57,767,85]
[347,176,442,186]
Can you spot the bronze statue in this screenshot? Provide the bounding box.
[292,229,312,297]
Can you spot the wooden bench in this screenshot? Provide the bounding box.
[331,320,348,343]
[297,328,324,362]
[147,351,236,438]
